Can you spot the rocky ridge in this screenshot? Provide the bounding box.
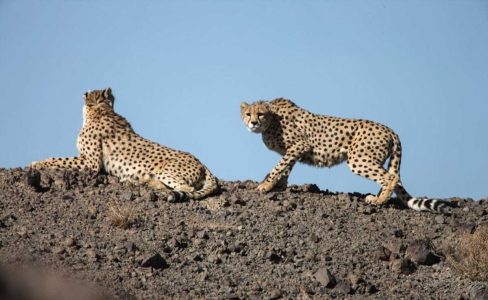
[0,168,487,299]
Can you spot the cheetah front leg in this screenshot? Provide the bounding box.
[257,141,310,192]
[31,138,103,172]
[31,155,102,172]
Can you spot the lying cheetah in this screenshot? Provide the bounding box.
[240,98,455,213]
[32,88,218,201]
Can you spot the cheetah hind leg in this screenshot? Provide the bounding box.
[365,172,399,205]
[145,179,175,200]
[152,172,197,202]
[348,160,398,205]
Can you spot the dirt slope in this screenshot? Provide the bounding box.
[0,168,487,299]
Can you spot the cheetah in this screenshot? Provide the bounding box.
[240,98,455,213]
[31,88,218,201]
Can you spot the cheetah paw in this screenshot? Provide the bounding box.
[365,194,388,205]
[257,181,273,193]
[30,161,43,169]
[365,195,381,205]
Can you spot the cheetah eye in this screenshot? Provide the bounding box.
[245,112,251,117]
[257,113,264,117]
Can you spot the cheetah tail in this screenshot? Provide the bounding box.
[189,167,219,200]
[395,184,457,214]
[387,133,402,176]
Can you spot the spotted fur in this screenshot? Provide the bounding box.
[240,98,455,213]
[31,88,218,200]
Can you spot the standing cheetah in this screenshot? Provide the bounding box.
[31,88,218,201]
[240,98,455,213]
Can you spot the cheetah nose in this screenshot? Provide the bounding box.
[251,121,258,126]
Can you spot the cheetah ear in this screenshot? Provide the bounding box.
[240,102,249,111]
[103,87,112,98]
[83,92,88,100]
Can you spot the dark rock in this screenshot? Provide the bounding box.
[269,252,283,264]
[62,195,74,202]
[367,284,378,294]
[405,240,440,266]
[393,229,404,238]
[141,253,168,269]
[314,268,336,288]
[266,192,280,201]
[24,169,41,191]
[302,184,321,193]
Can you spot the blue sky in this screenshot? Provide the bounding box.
[0,1,487,199]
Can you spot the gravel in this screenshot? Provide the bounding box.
[0,167,487,299]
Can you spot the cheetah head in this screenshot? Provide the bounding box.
[83,87,115,109]
[240,101,271,133]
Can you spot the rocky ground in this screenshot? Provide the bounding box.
[0,168,487,300]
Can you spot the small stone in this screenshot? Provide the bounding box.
[434,215,445,224]
[230,194,246,206]
[383,240,404,256]
[196,230,209,239]
[269,289,283,299]
[120,191,134,202]
[224,293,239,300]
[314,267,336,288]
[17,227,28,238]
[350,201,359,210]
[310,233,320,243]
[126,242,137,253]
[336,281,353,294]
[63,237,76,247]
[361,206,375,215]
[142,191,157,202]
[374,246,391,261]
[141,253,168,269]
[348,273,362,287]
[390,258,416,275]
[53,246,65,254]
[207,254,221,264]
[86,249,99,259]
